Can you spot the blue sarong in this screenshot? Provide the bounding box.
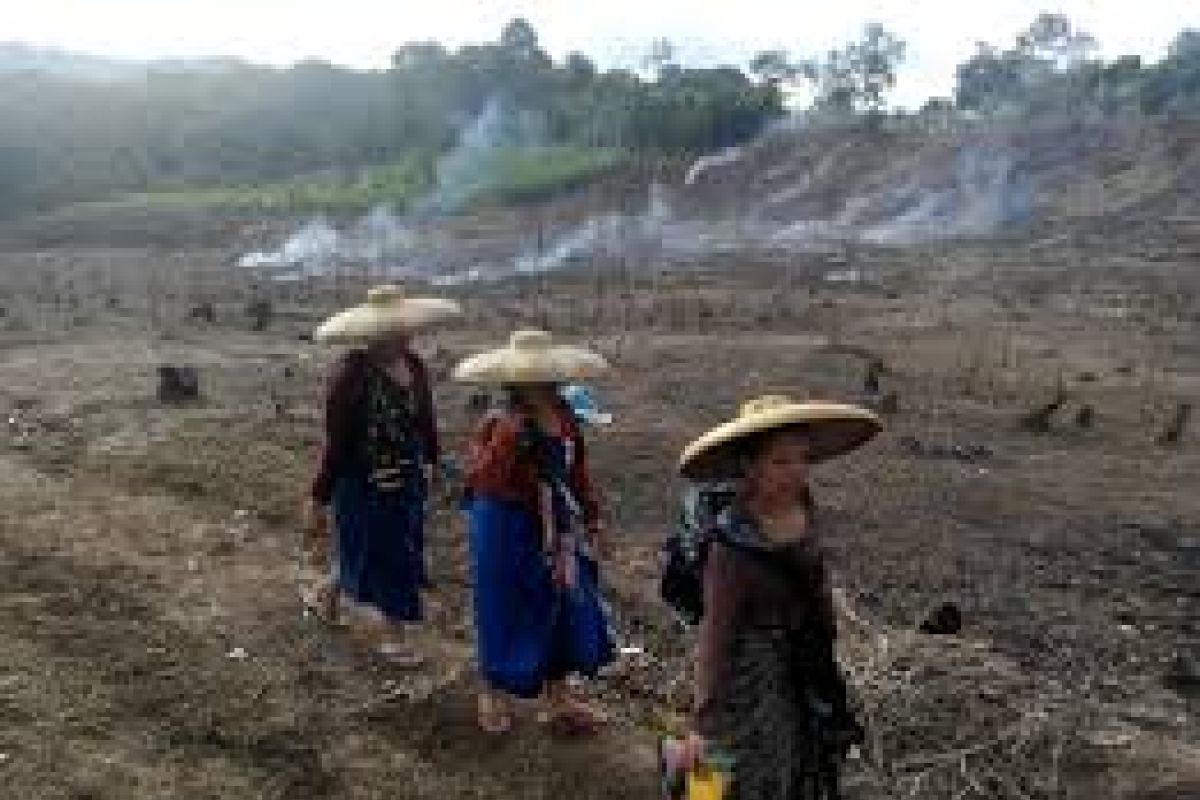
[332,469,425,623]
[466,495,614,698]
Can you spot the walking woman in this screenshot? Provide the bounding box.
[305,284,459,663]
[454,330,615,735]
[676,395,881,800]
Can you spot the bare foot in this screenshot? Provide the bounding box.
[477,692,514,735]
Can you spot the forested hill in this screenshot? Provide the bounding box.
[0,20,782,218]
[1,15,1198,221]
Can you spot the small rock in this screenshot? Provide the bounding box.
[227,647,248,661]
[1122,516,1180,550]
[188,302,216,324]
[919,602,963,635]
[856,590,884,611]
[1084,728,1134,748]
[245,299,274,332]
[157,365,200,404]
[1164,653,1200,696]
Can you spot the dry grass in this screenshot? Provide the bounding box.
[0,232,1196,799]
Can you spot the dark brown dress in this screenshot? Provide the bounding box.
[694,512,861,800]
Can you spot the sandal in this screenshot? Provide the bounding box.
[300,580,342,625]
[374,640,425,669]
[477,694,514,735]
[539,699,608,737]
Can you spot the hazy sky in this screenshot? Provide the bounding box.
[6,1,1197,106]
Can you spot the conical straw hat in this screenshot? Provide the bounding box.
[452,330,609,385]
[679,394,881,482]
[314,284,461,343]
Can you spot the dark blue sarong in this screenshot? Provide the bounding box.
[332,469,425,623]
[466,495,614,698]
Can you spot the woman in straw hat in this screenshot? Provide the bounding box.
[305,284,460,663]
[674,395,880,800]
[454,330,615,735]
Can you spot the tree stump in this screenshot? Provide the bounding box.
[1019,388,1068,433]
[1075,404,1095,429]
[1157,402,1192,446]
[878,391,900,415]
[157,365,200,404]
[246,299,274,332]
[189,302,216,324]
[919,602,963,635]
[864,358,884,395]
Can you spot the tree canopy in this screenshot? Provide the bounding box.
[1,15,1198,218]
[0,20,786,216]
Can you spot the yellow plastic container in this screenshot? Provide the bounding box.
[686,767,727,800]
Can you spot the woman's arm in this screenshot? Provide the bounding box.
[310,353,365,504]
[693,543,745,730]
[404,350,440,467]
[567,422,603,530]
[464,412,523,496]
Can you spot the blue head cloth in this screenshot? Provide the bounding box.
[560,383,613,426]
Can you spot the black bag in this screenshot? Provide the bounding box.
[658,483,737,625]
[660,483,820,625]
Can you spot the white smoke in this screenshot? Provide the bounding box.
[509,182,787,275]
[238,114,1039,286]
[770,144,1032,248]
[857,147,1030,245]
[513,214,630,274]
[428,266,488,287]
[418,96,545,215]
[351,205,417,261]
[684,145,744,186]
[236,206,424,278]
[238,217,340,272]
[511,183,679,274]
[237,97,535,277]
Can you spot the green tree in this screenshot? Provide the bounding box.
[643,38,676,78]
[1016,12,1098,68]
[814,23,906,117]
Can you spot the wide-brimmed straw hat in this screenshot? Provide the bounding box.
[679,394,881,482]
[452,330,609,385]
[314,284,461,343]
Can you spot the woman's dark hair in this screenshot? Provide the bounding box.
[501,383,558,413]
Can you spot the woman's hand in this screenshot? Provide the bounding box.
[551,555,571,589]
[301,498,333,579]
[680,731,706,771]
[303,497,331,540]
[425,463,444,501]
[587,521,611,563]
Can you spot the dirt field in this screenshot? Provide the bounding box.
[0,228,1197,799]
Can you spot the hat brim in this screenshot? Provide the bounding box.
[314,298,461,342]
[452,346,609,385]
[679,403,881,482]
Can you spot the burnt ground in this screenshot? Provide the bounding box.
[0,230,1197,799]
